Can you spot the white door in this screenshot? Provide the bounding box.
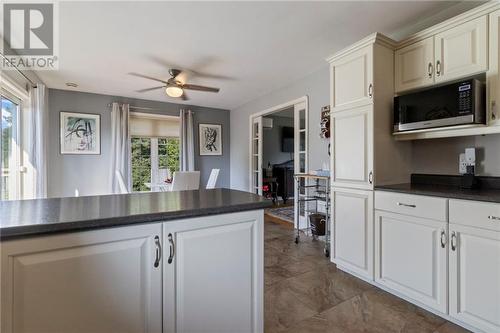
[249,116,263,195]
[0,224,163,333]
[294,101,309,228]
[331,105,373,190]
[332,187,373,280]
[434,16,488,83]
[449,224,500,333]
[488,10,500,126]
[330,45,373,111]
[374,211,448,313]
[163,211,264,333]
[395,37,435,93]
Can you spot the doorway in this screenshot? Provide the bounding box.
[249,96,308,228]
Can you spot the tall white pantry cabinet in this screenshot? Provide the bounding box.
[327,33,411,281]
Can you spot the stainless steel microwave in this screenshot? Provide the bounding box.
[393,79,485,133]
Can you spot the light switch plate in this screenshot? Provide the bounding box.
[459,153,467,174]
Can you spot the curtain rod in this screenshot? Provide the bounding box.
[107,103,194,113]
[0,52,38,88]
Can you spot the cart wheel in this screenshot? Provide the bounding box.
[295,236,299,244]
[324,248,330,257]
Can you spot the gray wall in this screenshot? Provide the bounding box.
[48,89,230,198]
[262,115,294,167]
[230,66,330,191]
[411,134,500,176]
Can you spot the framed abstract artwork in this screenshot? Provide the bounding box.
[199,123,222,156]
[60,112,101,154]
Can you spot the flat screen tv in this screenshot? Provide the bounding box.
[282,127,294,152]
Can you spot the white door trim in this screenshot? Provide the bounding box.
[248,96,309,194]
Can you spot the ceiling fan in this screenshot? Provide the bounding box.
[129,69,220,100]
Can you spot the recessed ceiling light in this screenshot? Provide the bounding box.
[65,82,78,88]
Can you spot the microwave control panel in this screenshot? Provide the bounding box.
[458,83,472,114]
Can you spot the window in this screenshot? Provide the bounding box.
[131,137,180,192]
[1,91,20,200]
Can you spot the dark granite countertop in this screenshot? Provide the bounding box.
[375,183,500,203]
[0,189,271,240]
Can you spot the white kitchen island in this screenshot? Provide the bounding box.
[0,189,270,333]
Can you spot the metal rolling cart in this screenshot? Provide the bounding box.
[293,173,331,257]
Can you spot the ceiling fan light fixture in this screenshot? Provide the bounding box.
[165,84,183,98]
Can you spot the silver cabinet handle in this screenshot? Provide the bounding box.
[167,233,175,264]
[368,83,373,98]
[488,215,500,221]
[436,60,441,76]
[440,230,447,249]
[451,231,457,251]
[428,62,433,78]
[397,202,416,208]
[368,171,373,184]
[154,235,162,268]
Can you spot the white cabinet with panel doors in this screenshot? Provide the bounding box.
[332,187,374,280]
[374,191,449,314]
[0,224,163,333]
[163,211,264,333]
[1,210,264,333]
[395,15,488,93]
[395,37,435,92]
[329,44,373,112]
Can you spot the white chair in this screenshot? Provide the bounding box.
[115,170,129,194]
[206,169,220,189]
[170,171,200,191]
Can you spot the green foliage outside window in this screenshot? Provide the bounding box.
[131,137,180,192]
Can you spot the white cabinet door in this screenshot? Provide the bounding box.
[332,187,373,280]
[434,16,488,83]
[489,10,500,126]
[395,37,435,93]
[449,224,500,333]
[331,105,373,190]
[374,211,448,313]
[0,224,163,333]
[330,45,373,111]
[163,211,264,333]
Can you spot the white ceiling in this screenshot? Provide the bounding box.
[37,1,484,110]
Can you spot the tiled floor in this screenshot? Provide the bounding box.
[264,219,470,333]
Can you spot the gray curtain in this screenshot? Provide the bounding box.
[27,84,48,198]
[110,103,130,193]
[180,109,195,171]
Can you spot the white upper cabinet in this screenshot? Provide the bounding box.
[395,37,435,93]
[331,104,373,190]
[489,9,500,126]
[330,45,373,111]
[434,16,488,83]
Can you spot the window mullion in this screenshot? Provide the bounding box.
[150,138,159,185]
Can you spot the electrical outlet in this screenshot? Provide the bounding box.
[459,153,467,174]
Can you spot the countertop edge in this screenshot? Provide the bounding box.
[375,185,500,204]
[0,201,271,241]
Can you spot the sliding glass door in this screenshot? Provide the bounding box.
[1,91,20,200]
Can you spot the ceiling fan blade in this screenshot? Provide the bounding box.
[135,86,165,93]
[182,84,220,93]
[128,72,169,84]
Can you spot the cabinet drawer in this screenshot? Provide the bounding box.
[449,199,500,232]
[375,191,448,222]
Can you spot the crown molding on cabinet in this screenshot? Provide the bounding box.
[325,32,397,63]
[396,1,500,49]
